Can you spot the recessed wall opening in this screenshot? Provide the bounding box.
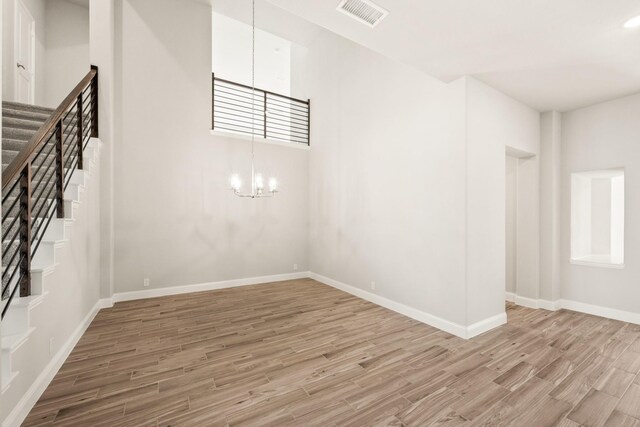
[505,148,539,304]
[571,169,625,268]
[506,156,518,298]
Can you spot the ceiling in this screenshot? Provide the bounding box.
[66,0,90,8]
[256,0,640,112]
[211,0,322,47]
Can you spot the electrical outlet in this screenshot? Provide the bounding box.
[144,278,150,287]
[293,264,298,271]
[49,338,54,356]
[371,281,376,291]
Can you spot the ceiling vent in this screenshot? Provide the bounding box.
[336,0,388,28]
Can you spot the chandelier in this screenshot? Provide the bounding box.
[229,0,278,198]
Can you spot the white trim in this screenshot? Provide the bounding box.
[538,299,561,311]
[515,295,540,309]
[114,271,508,339]
[112,272,310,303]
[570,258,625,269]
[467,312,507,339]
[210,129,310,151]
[560,299,640,325]
[507,292,560,311]
[98,298,114,310]
[1,373,19,395]
[1,298,108,427]
[507,293,638,324]
[511,294,562,311]
[309,272,506,339]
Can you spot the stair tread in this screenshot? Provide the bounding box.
[31,262,59,273]
[7,292,47,308]
[2,108,51,121]
[2,101,55,113]
[1,327,36,351]
[1,371,20,390]
[1,138,98,324]
[2,116,47,130]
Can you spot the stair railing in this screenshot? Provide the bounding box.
[1,66,98,318]
[212,74,310,146]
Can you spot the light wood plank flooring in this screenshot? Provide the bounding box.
[23,279,640,426]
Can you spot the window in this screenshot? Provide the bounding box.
[571,169,624,268]
[211,12,310,146]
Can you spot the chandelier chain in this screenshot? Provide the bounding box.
[229,0,277,198]
[250,0,256,194]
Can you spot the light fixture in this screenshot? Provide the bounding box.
[229,0,278,199]
[624,15,640,28]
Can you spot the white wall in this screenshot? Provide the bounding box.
[571,173,593,259]
[44,0,89,108]
[465,77,540,323]
[213,11,292,96]
[2,0,46,104]
[113,0,309,293]
[591,178,612,255]
[0,0,4,394]
[561,93,640,314]
[515,155,540,302]
[304,29,469,327]
[1,0,10,100]
[539,111,562,302]
[611,175,624,263]
[2,0,88,106]
[0,150,103,426]
[90,0,116,299]
[506,156,517,294]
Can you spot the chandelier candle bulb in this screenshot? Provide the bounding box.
[255,174,264,190]
[228,0,279,199]
[624,15,640,28]
[230,174,242,191]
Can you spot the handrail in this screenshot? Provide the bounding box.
[2,66,98,190]
[1,65,98,318]
[212,74,310,145]
[214,75,309,105]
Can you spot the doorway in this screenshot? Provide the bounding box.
[506,156,518,300]
[14,0,36,104]
[505,148,540,306]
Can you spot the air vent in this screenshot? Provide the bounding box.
[336,0,388,28]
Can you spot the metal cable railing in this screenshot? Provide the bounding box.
[212,74,310,146]
[1,66,98,318]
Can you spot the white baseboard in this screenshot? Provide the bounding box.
[505,292,516,303]
[309,272,505,339]
[560,299,640,325]
[507,293,559,311]
[114,271,508,340]
[507,293,639,325]
[111,272,310,303]
[2,298,107,427]
[467,312,508,339]
[98,298,114,310]
[515,295,540,309]
[538,299,561,311]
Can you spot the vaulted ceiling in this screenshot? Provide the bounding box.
[211,0,640,112]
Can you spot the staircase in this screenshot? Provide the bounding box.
[1,67,99,394]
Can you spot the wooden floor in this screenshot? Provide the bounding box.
[23,279,640,427]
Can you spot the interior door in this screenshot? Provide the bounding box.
[15,0,36,104]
